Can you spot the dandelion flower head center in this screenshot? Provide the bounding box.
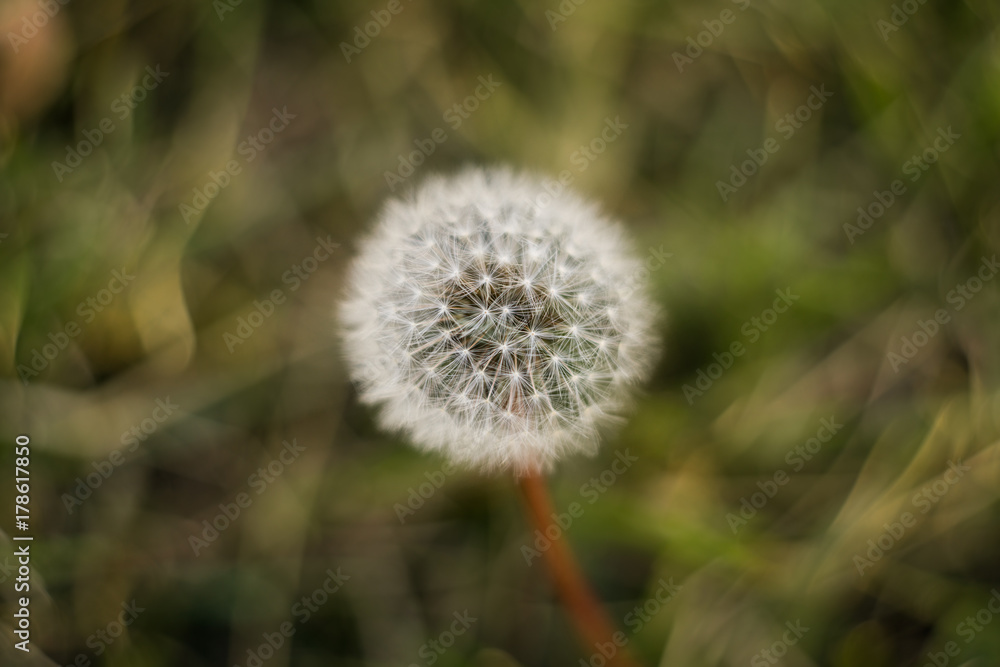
[385,211,621,426]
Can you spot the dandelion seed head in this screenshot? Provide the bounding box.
[339,166,657,474]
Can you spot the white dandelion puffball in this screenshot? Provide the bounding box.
[339,166,657,474]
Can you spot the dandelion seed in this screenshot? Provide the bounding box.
[338,166,657,473]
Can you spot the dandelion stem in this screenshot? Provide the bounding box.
[518,471,643,667]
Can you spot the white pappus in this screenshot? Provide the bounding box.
[339,166,657,474]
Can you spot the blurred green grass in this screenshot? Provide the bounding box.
[2,0,1000,665]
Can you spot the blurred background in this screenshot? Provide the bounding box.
[2,0,1000,665]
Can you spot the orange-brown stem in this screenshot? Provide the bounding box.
[518,471,642,667]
